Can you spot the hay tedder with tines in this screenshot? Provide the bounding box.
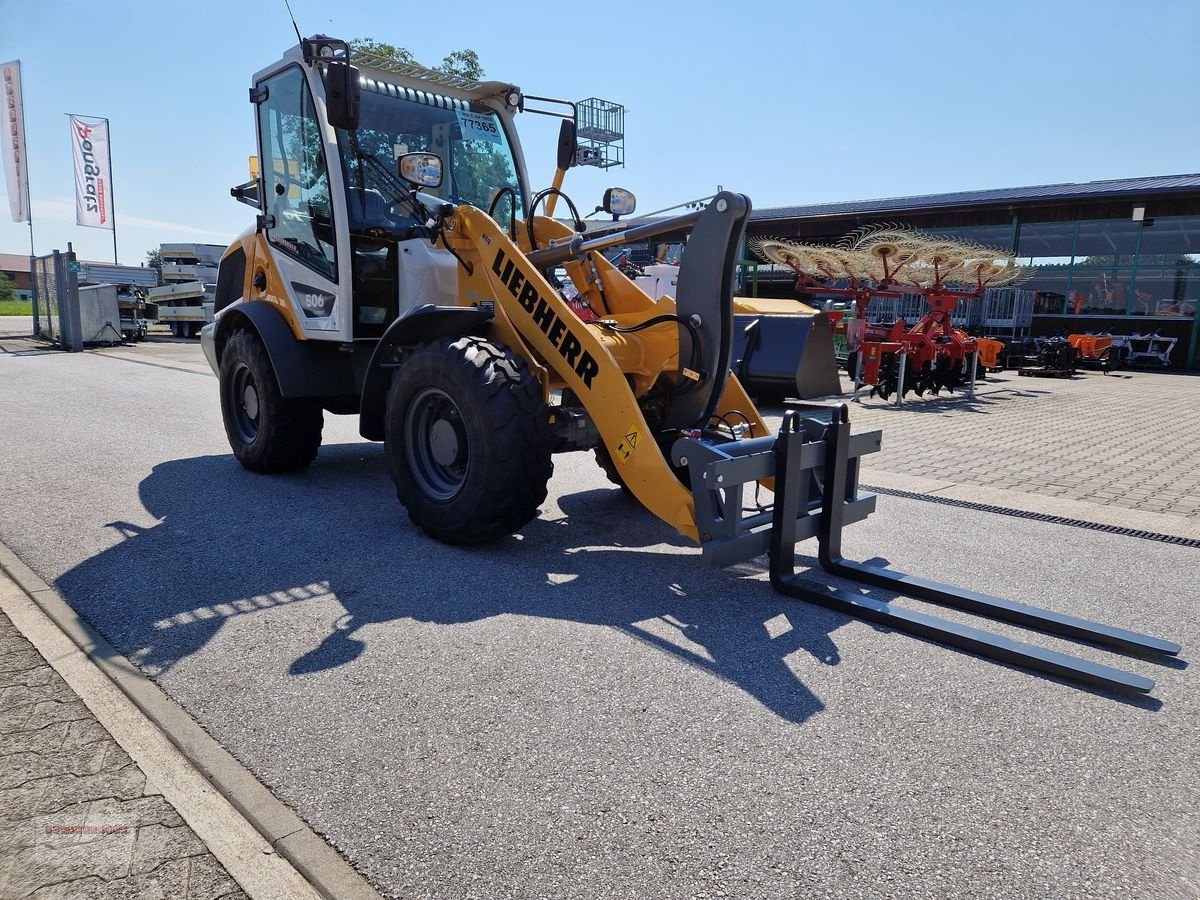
[753,228,1015,401]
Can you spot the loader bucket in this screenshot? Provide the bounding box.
[671,404,1181,694]
[731,311,843,400]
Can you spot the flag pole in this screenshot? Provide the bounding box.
[105,117,117,264]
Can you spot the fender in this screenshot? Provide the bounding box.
[211,300,358,398]
[358,304,493,441]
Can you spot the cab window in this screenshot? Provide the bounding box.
[256,67,338,280]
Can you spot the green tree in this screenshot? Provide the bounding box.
[349,39,415,66]
[437,49,483,80]
[0,271,16,303]
[145,248,163,278]
[345,40,517,222]
[349,40,485,80]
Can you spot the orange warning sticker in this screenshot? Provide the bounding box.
[615,424,641,463]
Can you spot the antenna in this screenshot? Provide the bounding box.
[282,0,303,45]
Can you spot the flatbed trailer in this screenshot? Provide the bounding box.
[147,280,214,337]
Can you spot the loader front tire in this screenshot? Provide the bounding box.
[385,336,553,545]
[219,329,323,473]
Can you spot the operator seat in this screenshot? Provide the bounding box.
[346,187,392,234]
[345,187,397,337]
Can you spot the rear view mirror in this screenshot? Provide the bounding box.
[557,119,577,170]
[398,152,443,189]
[602,187,636,218]
[325,60,361,130]
[231,179,261,209]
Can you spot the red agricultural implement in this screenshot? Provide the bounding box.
[754,229,1018,401]
[845,291,1008,401]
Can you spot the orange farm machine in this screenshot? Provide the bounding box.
[753,229,1018,401]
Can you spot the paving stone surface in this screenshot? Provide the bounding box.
[0,611,246,900]
[839,368,1200,520]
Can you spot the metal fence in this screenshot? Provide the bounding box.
[864,294,976,328]
[863,288,1035,336]
[31,252,62,341]
[30,250,82,350]
[979,287,1035,333]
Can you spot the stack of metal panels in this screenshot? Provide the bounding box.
[157,243,225,336]
[160,243,223,287]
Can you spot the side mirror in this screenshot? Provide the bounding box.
[230,179,261,209]
[557,119,577,170]
[325,61,361,130]
[398,152,443,189]
[602,187,636,218]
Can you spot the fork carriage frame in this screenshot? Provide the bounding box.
[672,404,1181,694]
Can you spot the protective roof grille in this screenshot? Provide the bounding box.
[351,50,482,92]
[359,75,471,111]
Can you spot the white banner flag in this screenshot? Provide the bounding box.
[2,60,30,224]
[70,115,114,230]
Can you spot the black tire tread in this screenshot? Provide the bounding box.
[220,329,323,473]
[386,336,553,545]
[594,445,632,494]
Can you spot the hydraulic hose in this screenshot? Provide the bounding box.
[527,188,585,251]
[487,186,519,241]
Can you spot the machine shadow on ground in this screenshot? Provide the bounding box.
[755,377,1054,419]
[843,383,1053,416]
[53,442,878,725]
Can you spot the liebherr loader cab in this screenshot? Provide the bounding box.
[225,37,526,345]
[204,36,1179,695]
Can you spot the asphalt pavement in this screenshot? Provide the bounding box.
[0,338,1195,899]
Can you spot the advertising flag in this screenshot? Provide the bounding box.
[1,60,30,224]
[69,115,114,230]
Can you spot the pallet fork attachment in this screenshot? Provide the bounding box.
[673,405,1181,694]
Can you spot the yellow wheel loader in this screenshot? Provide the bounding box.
[202,36,1179,693]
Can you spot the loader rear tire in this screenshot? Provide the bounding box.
[385,336,554,545]
[594,446,632,494]
[219,329,324,473]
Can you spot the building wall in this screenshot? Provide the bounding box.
[1,268,32,292]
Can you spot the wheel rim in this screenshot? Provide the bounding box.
[405,387,469,501]
[228,362,260,445]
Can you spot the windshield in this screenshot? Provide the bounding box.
[336,86,524,234]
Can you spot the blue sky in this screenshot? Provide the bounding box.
[1,0,1197,265]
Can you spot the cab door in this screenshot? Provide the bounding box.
[253,65,346,340]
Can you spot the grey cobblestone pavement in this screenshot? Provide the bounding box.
[0,610,246,900]
[835,369,1200,520]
